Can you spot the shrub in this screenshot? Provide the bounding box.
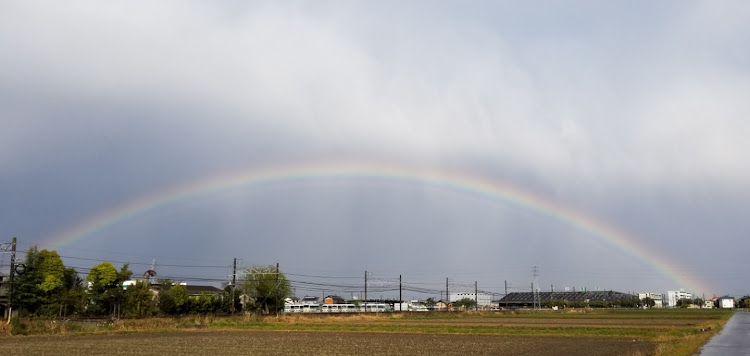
[10,317,28,335]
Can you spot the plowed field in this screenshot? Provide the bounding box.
[0,330,656,356]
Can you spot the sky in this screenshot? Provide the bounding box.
[1,1,749,300]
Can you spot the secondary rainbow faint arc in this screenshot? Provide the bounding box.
[47,161,707,293]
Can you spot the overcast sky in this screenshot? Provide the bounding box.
[2,1,749,299]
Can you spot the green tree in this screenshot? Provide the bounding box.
[676,298,693,308]
[86,262,132,316]
[170,284,191,314]
[221,285,241,313]
[158,284,193,315]
[693,298,704,309]
[642,297,655,309]
[37,250,65,293]
[13,247,70,316]
[195,292,221,314]
[158,285,176,314]
[124,280,157,316]
[453,298,477,310]
[241,265,291,314]
[87,262,119,290]
[59,267,86,317]
[425,297,436,307]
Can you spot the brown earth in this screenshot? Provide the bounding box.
[322,317,707,327]
[0,330,656,356]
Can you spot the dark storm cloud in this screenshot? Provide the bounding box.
[2,1,749,297]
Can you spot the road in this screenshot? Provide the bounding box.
[700,311,750,356]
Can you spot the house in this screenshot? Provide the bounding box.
[127,282,223,298]
[182,285,223,297]
[300,296,320,305]
[324,295,346,304]
[638,292,664,308]
[434,300,449,310]
[718,296,735,309]
[704,299,714,309]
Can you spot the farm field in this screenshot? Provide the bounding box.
[0,309,733,356]
[0,330,655,356]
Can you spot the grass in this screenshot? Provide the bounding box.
[0,309,734,356]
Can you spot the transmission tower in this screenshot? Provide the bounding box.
[532,265,541,310]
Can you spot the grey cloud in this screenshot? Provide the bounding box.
[2,1,749,297]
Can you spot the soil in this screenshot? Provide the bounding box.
[0,330,656,356]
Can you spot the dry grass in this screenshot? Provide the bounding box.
[653,320,728,356]
[0,321,11,336]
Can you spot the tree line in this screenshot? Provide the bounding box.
[7,247,291,318]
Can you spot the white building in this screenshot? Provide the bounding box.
[638,292,664,308]
[667,290,693,307]
[718,296,735,309]
[449,292,492,307]
[300,296,319,305]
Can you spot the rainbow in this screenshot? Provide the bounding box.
[46,161,708,293]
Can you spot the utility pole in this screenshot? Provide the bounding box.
[475,281,478,311]
[275,262,280,317]
[6,237,16,323]
[504,280,508,309]
[399,274,402,311]
[446,277,449,311]
[364,271,368,312]
[230,258,237,314]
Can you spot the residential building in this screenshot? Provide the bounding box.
[324,295,345,304]
[667,290,692,308]
[718,296,735,309]
[449,292,492,307]
[434,300,448,310]
[638,292,664,308]
[300,296,319,305]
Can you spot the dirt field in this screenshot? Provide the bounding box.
[1,310,730,355]
[0,330,656,356]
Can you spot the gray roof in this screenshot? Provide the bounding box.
[501,291,636,303]
[150,283,223,295]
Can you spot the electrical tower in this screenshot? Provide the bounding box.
[532,265,541,310]
[1,237,17,322]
